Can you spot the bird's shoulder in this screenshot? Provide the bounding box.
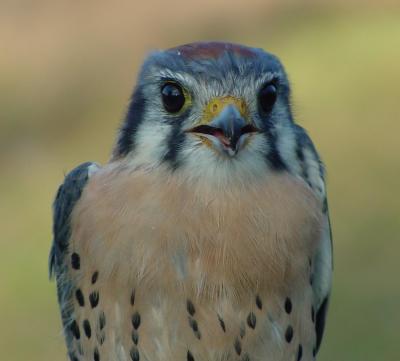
[49,161,100,277]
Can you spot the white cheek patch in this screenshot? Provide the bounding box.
[275,126,302,176]
[129,121,171,167]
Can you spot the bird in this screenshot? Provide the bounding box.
[49,41,332,361]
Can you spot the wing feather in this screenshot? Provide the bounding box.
[49,162,99,359]
[294,125,333,354]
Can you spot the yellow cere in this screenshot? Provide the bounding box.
[192,96,251,151]
[200,96,249,125]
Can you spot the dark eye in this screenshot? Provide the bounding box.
[258,83,277,113]
[161,83,185,113]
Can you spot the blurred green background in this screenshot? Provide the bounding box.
[1,1,399,360]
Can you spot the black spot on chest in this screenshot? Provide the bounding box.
[285,325,293,343]
[234,338,242,355]
[130,290,136,306]
[189,318,198,332]
[91,271,99,284]
[130,346,140,361]
[285,298,292,314]
[83,319,91,338]
[99,311,106,330]
[94,347,100,361]
[186,300,195,316]
[89,291,99,308]
[71,253,80,270]
[218,315,226,332]
[131,312,141,329]
[187,350,195,361]
[247,312,256,329]
[188,317,201,339]
[75,289,84,307]
[70,320,80,340]
[255,295,262,310]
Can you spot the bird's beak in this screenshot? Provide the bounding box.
[186,97,259,155]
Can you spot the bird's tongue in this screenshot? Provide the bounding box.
[211,129,231,147]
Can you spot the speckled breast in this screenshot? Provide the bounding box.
[66,164,323,361]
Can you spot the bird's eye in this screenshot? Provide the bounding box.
[258,83,277,113]
[161,82,185,113]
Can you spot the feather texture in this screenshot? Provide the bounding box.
[54,162,324,361]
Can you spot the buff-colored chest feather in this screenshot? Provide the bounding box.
[68,163,323,361]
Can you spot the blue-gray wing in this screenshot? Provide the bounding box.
[49,162,99,359]
[294,125,333,354]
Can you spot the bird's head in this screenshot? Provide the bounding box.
[113,42,296,185]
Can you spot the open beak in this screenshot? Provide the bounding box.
[186,103,259,154]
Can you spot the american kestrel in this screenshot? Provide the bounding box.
[50,42,332,361]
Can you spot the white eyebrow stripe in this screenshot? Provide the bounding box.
[157,70,197,87]
[156,70,280,89]
[253,72,281,88]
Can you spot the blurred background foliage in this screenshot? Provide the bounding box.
[1,1,399,360]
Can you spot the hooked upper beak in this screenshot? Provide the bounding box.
[186,104,259,154]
